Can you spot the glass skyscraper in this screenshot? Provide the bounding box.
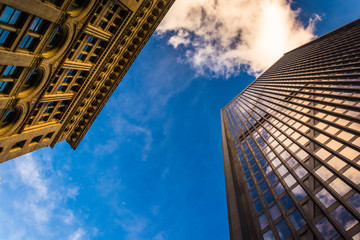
[221,19,360,240]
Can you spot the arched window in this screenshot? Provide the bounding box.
[19,68,42,93]
[0,108,19,130]
[0,65,22,94]
[45,27,67,53]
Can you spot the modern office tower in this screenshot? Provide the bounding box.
[221,19,360,240]
[0,0,174,162]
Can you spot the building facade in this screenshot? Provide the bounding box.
[0,0,174,162]
[221,19,360,240]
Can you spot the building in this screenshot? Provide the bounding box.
[0,0,174,162]
[221,19,360,240]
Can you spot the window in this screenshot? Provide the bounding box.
[259,180,269,192]
[284,174,296,188]
[292,185,307,201]
[263,230,275,240]
[269,204,281,220]
[0,65,20,93]
[0,7,21,25]
[315,188,336,208]
[280,194,294,211]
[315,217,339,240]
[268,173,278,185]
[289,210,306,230]
[250,187,259,200]
[30,135,42,144]
[2,65,17,77]
[329,178,351,196]
[29,17,45,32]
[0,29,11,45]
[274,182,285,196]
[331,205,358,231]
[0,108,16,127]
[258,212,269,230]
[46,27,64,51]
[347,193,360,214]
[276,220,291,240]
[11,140,26,151]
[263,190,275,205]
[19,35,37,50]
[253,199,263,213]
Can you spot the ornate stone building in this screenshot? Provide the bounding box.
[0,0,175,162]
[222,19,360,240]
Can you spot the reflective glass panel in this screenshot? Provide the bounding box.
[274,183,285,196]
[292,185,307,201]
[263,190,275,205]
[268,173,278,185]
[263,229,275,240]
[331,205,358,231]
[315,188,336,208]
[280,194,294,211]
[289,209,306,230]
[269,203,281,220]
[253,198,263,213]
[250,187,259,200]
[315,217,339,240]
[347,193,360,214]
[276,219,291,240]
[258,212,269,230]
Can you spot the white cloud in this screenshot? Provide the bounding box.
[0,151,91,239]
[68,228,86,240]
[154,231,167,240]
[157,0,321,77]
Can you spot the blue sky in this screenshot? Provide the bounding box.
[0,1,359,239]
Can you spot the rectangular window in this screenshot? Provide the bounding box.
[29,17,46,32]
[0,7,21,25]
[19,35,37,50]
[0,29,10,45]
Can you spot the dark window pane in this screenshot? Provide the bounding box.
[255,172,264,182]
[245,171,251,179]
[252,164,260,173]
[0,29,10,45]
[250,187,259,200]
[260,159,267,167]
[249,159,256,166]
[268,173,278,185]
[259,181,269,192]
[243,164,249,172]
[280,194,294,211]
[289,209,306,230]
[276,219,291,240]
[247,178,254,188]
[253,199,263,213]
[263,190,274,205]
